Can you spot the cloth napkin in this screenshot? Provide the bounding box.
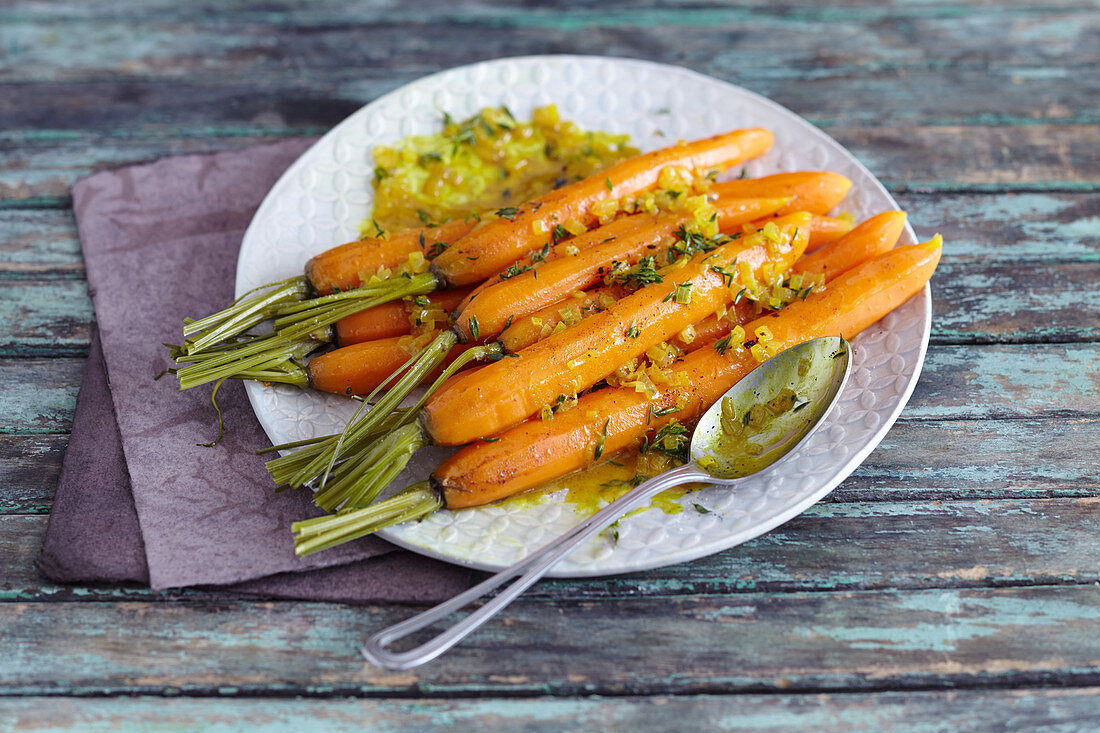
[38,140,474,601]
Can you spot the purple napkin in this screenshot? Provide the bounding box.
[38,140,472,601]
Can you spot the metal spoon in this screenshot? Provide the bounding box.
[361,336,852,670]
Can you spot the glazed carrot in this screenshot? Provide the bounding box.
[306,219,475,295]
[504,211,904,356]
[291,235,943,551]
[808,215,855,251]
[422,212,812,446]
[712,172,851,216]
[794,211,907,279]
[451,197,790,342]
[334,287,473,346]
[435,236,943,507]
[431,128,775,286]
[308,332,475,397]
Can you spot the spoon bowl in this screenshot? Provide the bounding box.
[362,336,852,669]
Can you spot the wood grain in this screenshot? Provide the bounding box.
[3,688,1100,731]
[5,496,1099,601]
[2,585,1099,695]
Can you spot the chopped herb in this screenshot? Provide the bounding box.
[496,206,521,220]
[625,321,640,338]
[481,436,501,443]
[645,419,690,462]
[371,219,385,238]
[734,287,748,304]
[693,503,713,514]
[608,459,624,467]
[739,168,749,179]
[345,386,353,395]
[714,334,732,355]
[374,166,388,183]
[710,264,736,288]
[466,255,480,261]
[672,281,693,305]
[465,211,482,224]
[654,405,679,417]
[609,256,663,289]
[552,224,570,244]
[468,315,480,340]
[606,176,613,192]
[499,261,533,280]
[416,209,432,225]
[593,419,610,460]
[425,241,449,258]
[413,296,431,308]
[607,520,620,545]
[530,242,551,264]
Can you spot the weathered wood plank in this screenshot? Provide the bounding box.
[5,497,1099,601]
[2,195,1094,281]
[833,418,1100,502]
[931,261,1099,344]
[4,688,1100,731]
[906,344,1099,420]
[0,210,83,279]
[897,192,1100,264]
[0,435,64,513]
[1,5,1095,87]
[2,585,1099,695]
[2,124,1095,209]
[0,358,83,434]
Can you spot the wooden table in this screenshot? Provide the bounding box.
[2,2,1098,729]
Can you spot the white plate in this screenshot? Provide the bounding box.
[237,56,930,577]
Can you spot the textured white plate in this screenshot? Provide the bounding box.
[237,56,930,577]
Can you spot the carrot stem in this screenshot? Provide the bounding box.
[181,276,309,352]
[293,482,442,557]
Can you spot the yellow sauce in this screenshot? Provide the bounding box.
[369,105,638,231]
[500,449,708,519]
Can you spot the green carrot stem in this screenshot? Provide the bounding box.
[174,335,314,390]
[264,407,416,486]
[182,276,309,353]
[284,330,460,489]
[283,337,503,493]
[293,482,442,557]
[312,423,426,511]
[271,272,438,340]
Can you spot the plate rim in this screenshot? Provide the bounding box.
[237,54,931,577]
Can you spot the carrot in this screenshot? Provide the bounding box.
[292,236,942,552]
[794,211,906,279]
[712,172,851,216]
[435,236,942,507]
[305,219,475,295]
[504,211,905,356]
[808,215,855,251]
[334,287,473,346]
[308,332,475,397]
[430,128,775,286]
[451,196,791,342]
[422,212,812,445]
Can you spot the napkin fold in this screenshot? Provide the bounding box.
[38,140,473,601]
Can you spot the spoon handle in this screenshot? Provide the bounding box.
[361,463,706,670]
